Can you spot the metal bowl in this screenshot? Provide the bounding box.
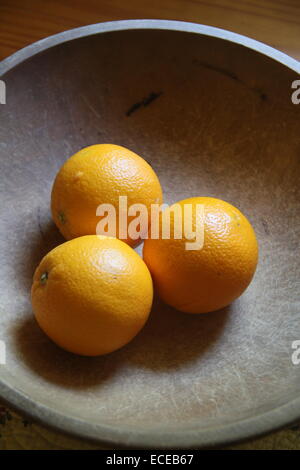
[0,20,300,449]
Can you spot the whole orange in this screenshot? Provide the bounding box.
[51,144,163,245]
[143,197,258,314]
[31,235,153,356]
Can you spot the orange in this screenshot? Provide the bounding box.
[31,235,153,356]
[143,197,258,314]
[51,144,163,245]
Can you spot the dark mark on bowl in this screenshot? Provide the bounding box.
[126,91,163,117]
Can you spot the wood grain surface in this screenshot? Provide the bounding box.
[0,0,300,61]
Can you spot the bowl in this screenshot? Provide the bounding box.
[0,20,300,449]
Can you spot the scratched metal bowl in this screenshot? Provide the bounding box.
[0,20,300,449]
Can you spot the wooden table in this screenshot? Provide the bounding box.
[1,0,300,61]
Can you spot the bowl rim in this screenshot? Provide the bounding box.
[1,19,299,75]
[0,19,300,449]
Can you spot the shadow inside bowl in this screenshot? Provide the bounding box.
[124,296,231,372]
[13,299,230,389]
[13,301,230,389]
[13,210,230,389]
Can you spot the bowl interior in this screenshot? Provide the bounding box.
[0,27,300,447]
